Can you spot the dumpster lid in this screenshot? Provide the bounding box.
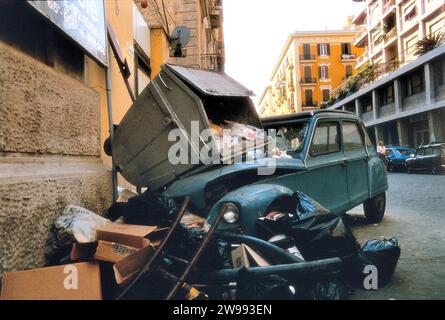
[164,64,255,97]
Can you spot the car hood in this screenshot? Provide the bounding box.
[163,157,305,210]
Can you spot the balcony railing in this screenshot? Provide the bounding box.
[383,27,397,42]
[300,54,315,61]
[301,77,317,84]
[302,101,318,107]
[341,54,357,60]
[383,0,395,12]
[200,53,222,71]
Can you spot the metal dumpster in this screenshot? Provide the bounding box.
[112,64,262,190]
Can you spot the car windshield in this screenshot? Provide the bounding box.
[396,149,414,156]
[269,121,309,158]
[432,147,442,156]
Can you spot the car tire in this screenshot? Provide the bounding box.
[364,192,386,223]
[432,167,437,175]
[388,164,393,172]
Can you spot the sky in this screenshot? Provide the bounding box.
[223,0,366,105]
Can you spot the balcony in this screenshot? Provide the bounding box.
[341,54,357,61]
[383,0,395,14]
[383,27,397,44]
[354,31,368,47]
[300,54,315,61]
[302,101,318,107]
[300,77,317,85]
[200,53,222,71]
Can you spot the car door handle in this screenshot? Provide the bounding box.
[341,159,347,167]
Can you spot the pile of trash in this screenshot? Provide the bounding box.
[209,120,269,162]
[0,190,400,300]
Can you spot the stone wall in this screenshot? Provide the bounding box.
[0,42,112,274]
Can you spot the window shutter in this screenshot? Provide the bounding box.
[326,66,329,79]
[318,66,322,78]
[317,44,320,56]
[327,44,330,56]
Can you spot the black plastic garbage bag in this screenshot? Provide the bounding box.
[257,192,360,261]
[107,190,179,226]
[295,191,331,220]
[235,269,295,300]
[343,237,400,288]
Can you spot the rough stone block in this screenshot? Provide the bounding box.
[0,42,101,156]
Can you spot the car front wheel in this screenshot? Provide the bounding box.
[364,193,386,223]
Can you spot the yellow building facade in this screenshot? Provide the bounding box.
[260,30,364,117]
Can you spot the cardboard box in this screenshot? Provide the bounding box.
[94,224,167,286]
[96,224,167,248]
[231,244,270,269]
[94,241,139,263]
[71,242,98,261]
[1,262,102,300]
[113,244,156,286]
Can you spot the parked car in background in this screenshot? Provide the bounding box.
[405,142,445,175]
[385,146,416,171]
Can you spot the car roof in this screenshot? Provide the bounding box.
[261,110,357,127]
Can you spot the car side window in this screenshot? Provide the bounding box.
[342,121,364,151]
[310,121,340,156]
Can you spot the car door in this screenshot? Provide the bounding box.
[414,148,425,169]
[304,119,350,213]
[341,120,369,207]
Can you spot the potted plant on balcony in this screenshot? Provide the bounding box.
[414,31,445,56]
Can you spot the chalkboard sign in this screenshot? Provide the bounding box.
[27,0,108,67]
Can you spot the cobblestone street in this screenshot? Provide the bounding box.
[348,172,445,299]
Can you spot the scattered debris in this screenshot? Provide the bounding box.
[1,191,401,300]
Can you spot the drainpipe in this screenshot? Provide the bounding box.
[105,68,118,203]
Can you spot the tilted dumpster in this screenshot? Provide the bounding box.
[112,64,263,190]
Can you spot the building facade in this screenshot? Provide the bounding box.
[329,45,445,148]
[353,0,444,71]
[327,0,444,149]
[155,0,225,71]
[259,29,364,117]
[0,0,224,274]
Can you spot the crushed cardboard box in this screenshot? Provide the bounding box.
[231,244,270,269]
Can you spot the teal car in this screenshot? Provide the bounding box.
[165,110,388,234]
[112,65,387,237]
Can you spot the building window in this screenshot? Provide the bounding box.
[318,43,330,56]
[380,84,394,105]
[319,65,329,79]
[322,89,330,102]
[404,2,417,22]
[304,65,312,82]
[342,43,352,55]
[305,89,313,106]
[345,65,353,77]
[403,69,425,97]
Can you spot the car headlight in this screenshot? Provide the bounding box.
[223,203,239,224]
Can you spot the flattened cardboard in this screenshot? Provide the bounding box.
[0,262,102,300]
[231,244,270,269]
[94,241,139,263]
